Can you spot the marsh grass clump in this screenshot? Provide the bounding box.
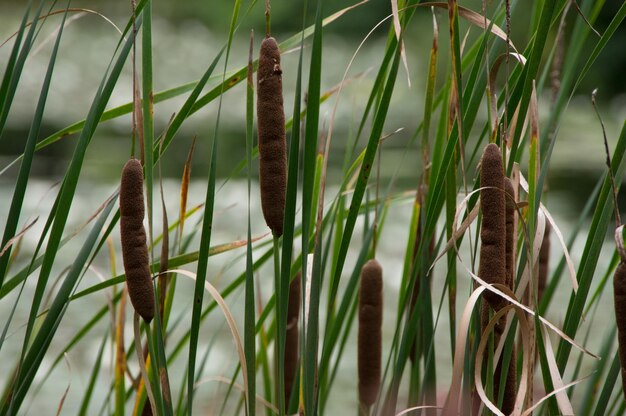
[284,272,301,406]
[120,158,155,323]
[257,36,286,237]
[358,259,383,407]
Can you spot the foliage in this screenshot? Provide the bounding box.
[0,0,625,415]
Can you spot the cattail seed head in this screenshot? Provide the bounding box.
[120,158,155,323]
[284,272,301,406]
[504,177,516,291]
[358,259,383,407]
[498,177,518,414]
[495,347,517,415]
[257,36,286,237]
[614,261,626,398]
[479,143,506,311]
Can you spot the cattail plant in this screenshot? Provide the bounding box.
[358,259,383,409]
[538,222,551,302]
[120,158,155,323]
[477,144,510,412]
[284,272,301,407]
[479,143,506,311]
[504,178,516,292]
[257,36,286,237]
[493,176,517,414]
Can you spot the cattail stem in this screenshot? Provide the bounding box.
[133,313,156,415]
[264,0,271,37]
[273,236,285,415]
[614,261,626,399]
[284,273,301,410]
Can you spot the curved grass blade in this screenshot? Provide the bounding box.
[593,352,621,416]
[505,0,557,173]
[77,331,108,416]
[187,0,242,412]
[328,42,400,319]
[556,120,626,371]
[0,0,45,140]
[0,0,34,126]
[0,0,68,288]
[1,194,115,413]
[142,0,154,243]
[301,0,324,413]
[18,16,139,360]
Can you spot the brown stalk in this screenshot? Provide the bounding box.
[284,272,301,406]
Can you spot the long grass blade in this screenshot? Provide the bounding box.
[187,0,242,412]
[245,29,256,416]
[0,1,68,287]
[1,194,116,412]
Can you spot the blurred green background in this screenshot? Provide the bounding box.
[0,0,624,216]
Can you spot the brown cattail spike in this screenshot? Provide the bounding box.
[538,222,551,303]
[284,272,301,406]
[504,178,516,290]
[257,36,286,237]
[120,158,155,323]
[358,259,383,407]
[496,176,517,415]
[615,261,626,399]
[479,143,506,311]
